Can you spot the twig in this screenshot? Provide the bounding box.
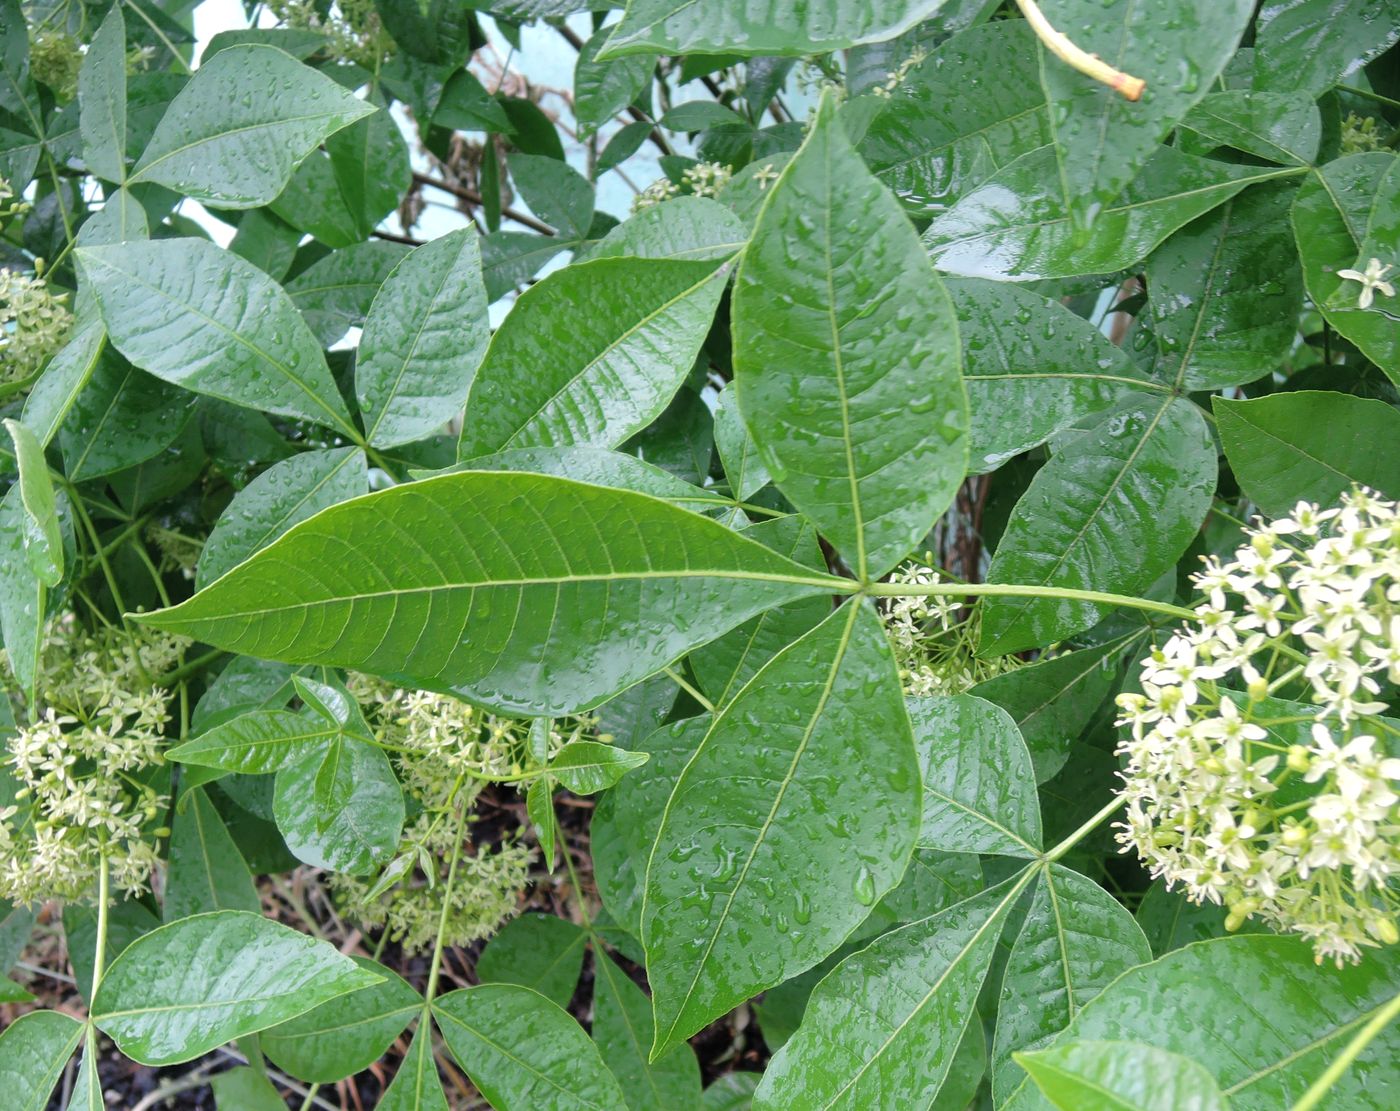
[1015,0,1146,100]
[411,171,555,236]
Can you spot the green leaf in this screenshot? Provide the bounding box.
[137,472,837,716]
[274,735,404,874]
[440,444,723,510]
[3,419,62,587]
[285,239,412,346]
[476,913,588,1008]
[991,865,1151,1101]
[78,6,126,182]
[481,230,567,302]
[263,956,420,1083]
[377,1021,449,1111]
[63,1044,103,1111]
[550,741,650,795]
[924,146,1297,281]
[712,381,767,502]
[129,45,374,207]
[1146,183,1303,390]
[600,0,954,58]
[75,190,148,247]
[1254,0,1400,98]
[165,786,260,920]
[528,775,559,870]
[1035,0,1253,230]
[944,276,1161,474]
[593,950,704,1111]
[703,1073,762,1110]
[459,258,729,457]
[1213,391,1400,516]
[733,91,967,581]
[0,1010,84,1111]
[644,602,921,1054]
[57,350,194,481]
[91,910,379,1066]
[1181,90,1320,165]
[434,984,629,1110]
[168,709,338,775]
[0,487,44,702]
[1001,937,1400,1110]
[209,1066,286,1111]
[970,638,1131,782]
[862,20,1048,219]
[21,321,106,448]
[1135,878,1255,957]
[575,26,655,135]
[1291,154,1400,383]
[1017,1040,1230,1111]
[909,694,1042,857]
[358,228,489,449]
[591,196,747,262]
[689,517,830,710]
[64,900,161,1003]
[327,106,412,242]
[198,447,367,588]
[753,874,1034,1110]
[593,718,707,937]
[76,239,358,436]
[981,398,1216,655]
[509,153,594,243]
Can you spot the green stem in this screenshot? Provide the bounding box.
[662,666,715,713]
[1042,795,1124,863]
[864,580,1196,623]
[1290,988,1400,1111]
[1337,84,1400,110]
[559,810,595,934]
[154,648,228,688]
[91,851,110,993]
[423,795,471,1008]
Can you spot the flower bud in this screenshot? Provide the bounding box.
[1287,745,1311,773]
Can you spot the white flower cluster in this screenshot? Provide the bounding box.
[0,629,187,906]
[882,556,1021,697]
[871,45,928,99]
[1,267,74,386]
[1116,488,1400,964]
[632,161,733,213]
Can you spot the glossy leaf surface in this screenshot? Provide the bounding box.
[434,984,629,1110]
[358,227,489,448]
[992,865,1151,1100]
[77,238,357,435]
[91,910,378,1065]
[644,602,921,1054]
[138,472,837,716]
[754,875,1033,1110]
[459,257,729,457]
[733,93,967,580]
[0,1010,83,1111]
[129,45,373,206]
[1000,937,1400,1109]
[198,447,367,587]
[909,694,1042,857]
[1215,391,1400,516]
[982,399,1215,654]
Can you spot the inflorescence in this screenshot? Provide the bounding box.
[1116,488,1400,964]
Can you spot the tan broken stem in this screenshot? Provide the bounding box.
[1015,0,1147,101]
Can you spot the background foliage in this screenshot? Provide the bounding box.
[1,0,1399,1108]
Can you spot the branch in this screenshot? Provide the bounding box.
[1015,0,1146,101]
[411,171,555,236]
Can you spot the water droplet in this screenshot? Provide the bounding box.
[853,866,876,906]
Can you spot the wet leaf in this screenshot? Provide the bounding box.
[434,984,628,1110]
[459,257,729,457]
[476,914,588,1008]
[1214,391,1400,515]
[909,694,1042,857]
[981,398,1215,654]
[91,911,379,1066]
[128,45,373,206]
[644,602,921,1054]
[77,238,358,436]
[733,91,967,580]
[358,228,489,449]
[1017,1040,1230,1111]
[0,1010,84,1111]
[137,472,839,716]
[198,447,367,588]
